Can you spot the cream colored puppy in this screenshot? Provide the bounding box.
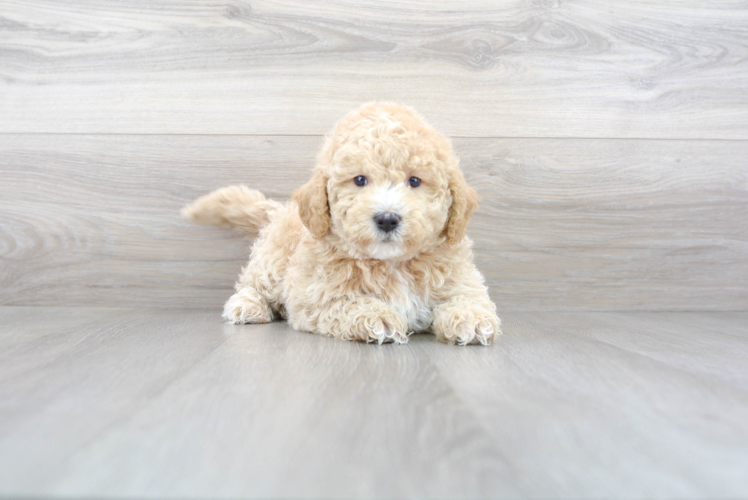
[183,102,500,345]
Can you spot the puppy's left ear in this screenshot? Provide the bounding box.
[293,169,331,239]
[444,164,479,244]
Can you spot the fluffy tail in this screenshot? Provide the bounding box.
[181,185,282,235]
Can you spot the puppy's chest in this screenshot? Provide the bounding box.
[382,268,432,333]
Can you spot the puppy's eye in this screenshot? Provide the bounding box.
[353,175,367,187]
[409,177,422,188]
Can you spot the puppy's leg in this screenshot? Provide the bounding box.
[223,204,296,325]
[299,298,409,344]
[223,286,274,324]
[432,297,501,346]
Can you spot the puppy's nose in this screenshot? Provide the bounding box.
[374,213,401,233]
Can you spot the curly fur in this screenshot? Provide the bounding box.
[183,102,501,345]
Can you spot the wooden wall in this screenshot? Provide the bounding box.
[1,1,747,310]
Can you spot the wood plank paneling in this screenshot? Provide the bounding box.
[1,308,747,497]
[1,0,748,138]
[1,134,746,310]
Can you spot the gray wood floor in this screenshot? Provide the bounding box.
[1,307,747,499]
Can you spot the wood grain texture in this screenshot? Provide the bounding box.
[2,0,748,138]
[1,134,746,310]
[0,307,747,498]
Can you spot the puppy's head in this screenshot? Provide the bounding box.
[294,102,477,261]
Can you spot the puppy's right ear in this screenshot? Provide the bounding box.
[443,163,479,244]
[293,169,331,239]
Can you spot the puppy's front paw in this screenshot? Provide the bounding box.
[223,288,273,324]
[352,308,409,345]
[368,317,409,345]
[433,307,501,346]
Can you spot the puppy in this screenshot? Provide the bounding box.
[183,102,500,345]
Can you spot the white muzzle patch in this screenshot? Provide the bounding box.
[372,183,406,217]
[368,183,407,260]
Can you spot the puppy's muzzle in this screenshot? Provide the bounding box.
[374,213,401,233]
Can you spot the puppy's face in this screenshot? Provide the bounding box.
[294,103,477,261]
[326,134,450,260]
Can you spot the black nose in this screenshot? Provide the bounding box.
[374,213,401,233]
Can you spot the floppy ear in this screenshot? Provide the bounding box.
[293,169,331,239]
[443,166,479,244]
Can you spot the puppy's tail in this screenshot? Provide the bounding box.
[181,185,282,235]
